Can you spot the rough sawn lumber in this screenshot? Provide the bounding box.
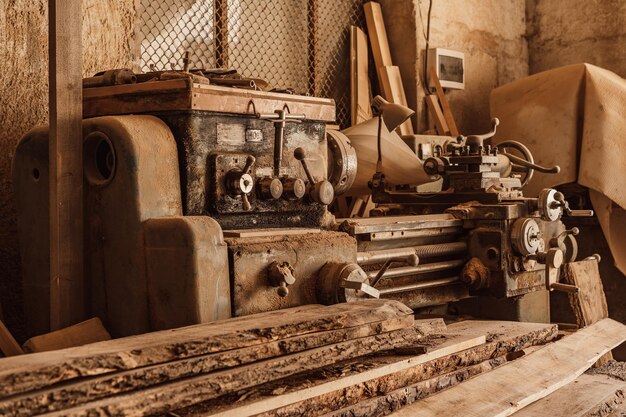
[0,299,411,398]
[178,320,556,417]
[389,318,626,417]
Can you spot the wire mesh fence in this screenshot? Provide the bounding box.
[138,0,367,127]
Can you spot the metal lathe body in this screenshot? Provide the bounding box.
[13,77,589,338]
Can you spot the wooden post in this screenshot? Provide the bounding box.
[48,0,84,330]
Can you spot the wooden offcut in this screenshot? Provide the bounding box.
[350,26,372,125]
[0,320,23,357]
[563,259,613,365]
[22,318,110,353]
[48,0,84,331]
[363,2,392,81]
[425,94,450,135]
[390,318,626,417]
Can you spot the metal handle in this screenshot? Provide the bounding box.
[370,254,419,288]
[503,152,560,174]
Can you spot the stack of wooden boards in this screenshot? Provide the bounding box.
[0,298,578,417]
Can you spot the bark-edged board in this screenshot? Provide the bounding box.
[0,299,412,398]
[390,318,626,417]
[0,316,415,416]
[171,321,557,417]
[41,327,427,417]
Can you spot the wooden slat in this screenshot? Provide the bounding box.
[363,1,392,84]
[0,300,411,398]
[390,318,626,417]
[428,66,459,136]
[42,326,428,417]
[22,318,110,353]
[350,26,372,125]
[379,66,414,135]
[181,321,556,417]
[0,320,23,357]
[425,94,450,135]
[49,0,84,331]
[194,334,487,417]
[82,80,336,122]
[563,259,613,365]
[512,374,626,417]
[0,316,416,415]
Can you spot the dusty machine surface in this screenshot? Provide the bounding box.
[13,73,591,338]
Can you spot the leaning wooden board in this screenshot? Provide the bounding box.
[563,259,613,365]
[390,318,626,417]
[0,300,412,398]
[175,321,557,417]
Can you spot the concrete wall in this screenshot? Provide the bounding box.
[0,0,138,340]
[527,0,626,77]
[380,0,528,134]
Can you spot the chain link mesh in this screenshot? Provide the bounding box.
[139,0,367,127]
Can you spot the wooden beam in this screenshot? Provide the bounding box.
[390,318,626,417]
[363,1,392,87]
[48,0,84,330]
[0,320,23,357]
[425,94,450,135]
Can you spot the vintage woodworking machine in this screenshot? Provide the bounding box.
[13,75,590,338]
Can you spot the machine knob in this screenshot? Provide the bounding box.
[225,155,255,211]
[294,147,335,205]
[282,177,306,200]
[257,177,283,200]
[268,261,296,297]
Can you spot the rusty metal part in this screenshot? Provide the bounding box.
[357,243,468,265]
[460,257,491,290]
[550,282,579,293]
[83,68,137,88]
[256,108,306,177]
[281,177,306,200]
[209,77,258,89]
[317,262,376,305]
[257,177,283,200]
[511,218,541,256]
[326,130,357,196]
[366,259,465,280]
[268,261,296,297]
[370,254,419,288]
[294,147,334,205]
[225,155,255,211]
[378,277,460,295]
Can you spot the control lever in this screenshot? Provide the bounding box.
[551,192,594,217]
[256,107,306,177]
[294,147,335,205]
[503,152,561,174]
[268,261,296,297]
[550,227,579,263]
[370,254,419,288]
[527,248,574,292]
[226,155,255,211]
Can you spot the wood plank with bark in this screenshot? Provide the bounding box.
[40,326,427,417]
[0,300,412,398]
[175,320,556,417]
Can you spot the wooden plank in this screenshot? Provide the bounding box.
[350,26,372,125]
[363,2,392,81]
[41,326,428,417]
[563,259,613,365]
[379,65,414,135]
[0,300,411,398]
[22,318,110,353]
[177,321,556,417]
[194,334,487,417]
[512,374,626,417]
[82,81,336,121]
[429,66,459,136]
[0,320,23,357]
[49,0,84,331]
[390,318,626,417]
[425,94,450,135]
[0,316,415,415]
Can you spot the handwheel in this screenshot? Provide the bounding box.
[497,140,535,188]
